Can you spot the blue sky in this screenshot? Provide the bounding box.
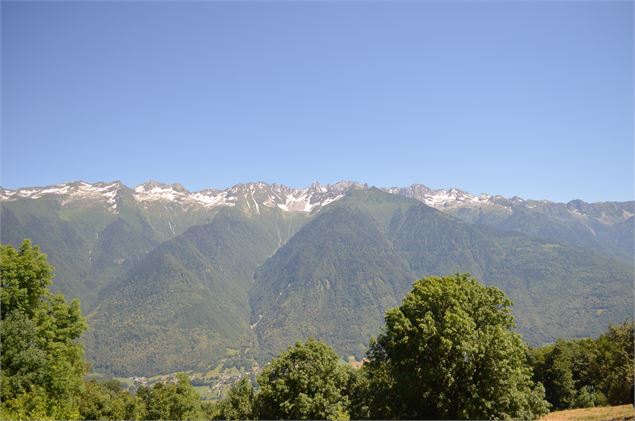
[1,1,632,202]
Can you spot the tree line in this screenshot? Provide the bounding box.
[1,240,632,420]
[529,321,633,410]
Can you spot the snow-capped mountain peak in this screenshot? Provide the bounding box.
[0,181,124,210]
[389,184,493,209]
[0,180,355,214]
[2,180,632,222]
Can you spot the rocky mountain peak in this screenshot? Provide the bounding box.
[1,180,632,222]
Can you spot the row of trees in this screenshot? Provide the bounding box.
[211,274,551,420]
[529,321,634,410]
[1,240,633,420]
[210,318,635,420]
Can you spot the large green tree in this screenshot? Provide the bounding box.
[78,379,147,420]
[530,338,607,410]
[212,377,256,420]
[531,321,635,409]
[532,340,578,409]
[137,373,205,420]
[363,274,549,420]
[530,320,634,410]
[256,338,353,420]
[0,240,87,420]
[595,321,634,405]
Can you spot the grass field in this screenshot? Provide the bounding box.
[540,404,634,421]
[193,385,218,401]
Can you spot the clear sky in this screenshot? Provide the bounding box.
[1,1,632,202]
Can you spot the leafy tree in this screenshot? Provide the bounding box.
[137,373,205,420]
[574,386,598,409]
[214,377,256,420]
[530,321,633,409]
[345,365,372,420]
[594,321,634,405]
[79,379,146,420]
[1,240,54,318]
[256,338,353,420]
[364,274,549,420]
[535,340,577,409]
[0,240,87,420]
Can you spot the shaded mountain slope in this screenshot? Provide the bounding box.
[0,188,220,310]
[251,202,416,360]
[442,199,634,263]
[85,207,306,376]
[252,190,633,360]
[2,182,632,376]
[389,203,633,345]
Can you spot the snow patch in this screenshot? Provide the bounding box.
[420,189,491,208]
[1,182,122,213]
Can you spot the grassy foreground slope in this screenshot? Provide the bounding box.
[540,404,635,421]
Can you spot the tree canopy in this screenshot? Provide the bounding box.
[212,377,256,420]
[137,373,206,420]
[530,320,634,410]
[256,338,353,420]
[363,273,549,420]
[0,240,87,420]
[79,379,147,420]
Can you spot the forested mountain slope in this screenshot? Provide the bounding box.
[251,190,633,361]
[394,185,634,262]
[85,207,306,376]
[251,203,417,360]
[0,183,221,310]
[1,181,632,376]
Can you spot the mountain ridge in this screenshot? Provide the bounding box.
[2,181,633,376]
[250,189,633,365]
[2,179,632,216]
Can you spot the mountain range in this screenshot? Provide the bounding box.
[1,180,632,376]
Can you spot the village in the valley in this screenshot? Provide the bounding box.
[114,355,368,401]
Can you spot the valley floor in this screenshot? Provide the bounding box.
[540,404,635,421]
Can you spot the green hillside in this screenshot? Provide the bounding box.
[85,207,306,376]
[251,203,416,360]
[389,202,633,344]
[2,186,632,377]
[446,200,635,263]
[0,192,220,310]
[252,190,633,361]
